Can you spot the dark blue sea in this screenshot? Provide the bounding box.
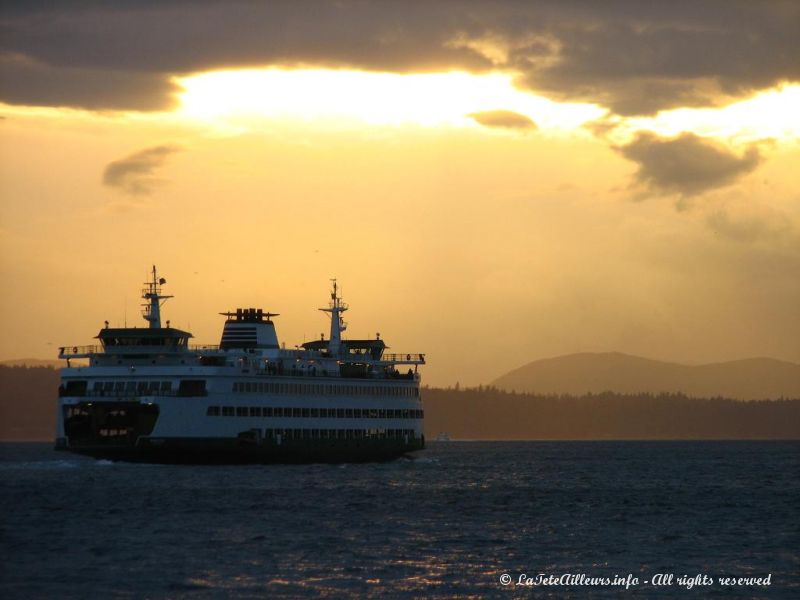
[1,441,797,599]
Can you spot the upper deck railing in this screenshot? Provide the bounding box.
[61,345,423,361]
[59,344,224,357]
[380,353,425,364]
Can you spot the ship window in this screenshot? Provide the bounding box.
[336,408,345,418]
[345,408,353,418]
[137,382,148,393]
[249,407,261,417]
[125,381,136,391]
[207,406,220,416]
[310,408,319,418]
[232,382,239,393]
[264,406,273,417]
[378,409,386,418]
[311,429,319,439]
[354,408,362,418]
[103,382,114,392]
[320,429,328,439]
[293,428,301,438]
[114,382,125,392]
[93,382,103,391]
[236,407,248,417]
[222,406,234,416]
[291,407,300,418]
[148,381,160,392]
[263,428,272,438]
[302,429,311,440]
[178,380,206,396]
[302,408,309,418]
[160,381,171,391]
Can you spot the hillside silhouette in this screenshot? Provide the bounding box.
[424,387,800,440]
[491,352,800,400]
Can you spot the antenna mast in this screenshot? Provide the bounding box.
[141,265,173,329]
[319,279,348,356]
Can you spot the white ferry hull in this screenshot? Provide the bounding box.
[56,385,425,464]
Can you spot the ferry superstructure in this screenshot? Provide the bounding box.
[55,268,425,463]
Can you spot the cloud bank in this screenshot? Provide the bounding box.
[1,1,798,115]
[102,145,182,196]
[616,133,761,197]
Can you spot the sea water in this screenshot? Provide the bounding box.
[0,441,797,598]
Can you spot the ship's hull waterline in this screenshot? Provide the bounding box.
[55,436,425,464]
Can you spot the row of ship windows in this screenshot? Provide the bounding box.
[262,428,418,440]
[93,381,172,393]
[85,380,419,398]
[233,381,419,397]
[207,406,424,419]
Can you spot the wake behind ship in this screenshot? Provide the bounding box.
[55,268,425,463]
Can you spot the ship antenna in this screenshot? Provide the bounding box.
[141,265,173,329]
[319,278,348,355]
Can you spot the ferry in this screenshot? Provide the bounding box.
[55,268,425,463]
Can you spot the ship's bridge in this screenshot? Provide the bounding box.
[302,338,386,360]
[97,327,193,352]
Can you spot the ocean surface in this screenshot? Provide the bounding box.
[0,441,797,599]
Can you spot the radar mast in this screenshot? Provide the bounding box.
[319,279,348,356]
[141,265,172,329]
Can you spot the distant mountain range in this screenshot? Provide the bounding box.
[491,353,800,400]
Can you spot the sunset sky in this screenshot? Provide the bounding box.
[1,1,799,386]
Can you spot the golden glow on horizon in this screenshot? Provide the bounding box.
[3,70,796,147]
[616,85,800,144]
[175,68,605,131]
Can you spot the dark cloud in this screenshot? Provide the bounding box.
[103,144,182,196]
[616,133,761,197]
[468,110,536,130]
[0,54,179,111]
[1,1,798,115]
